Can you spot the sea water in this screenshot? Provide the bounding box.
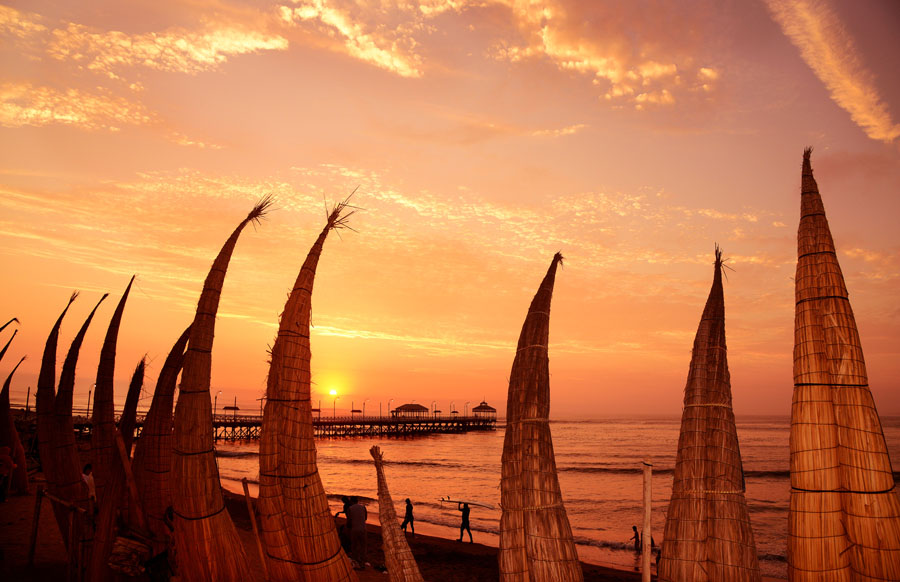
[215,416,900,579]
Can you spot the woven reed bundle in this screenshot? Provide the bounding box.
[499,253,582,582]
[90,358,147,582]
[132,326,190,551]
[36,293,77,542]
[258,200,357,582]
[172,199,272,582]
[1,356,30,494]
[370,446,425,582]
[92,277,134,507]
[50,297,106,510]
[658,249,761,582]
[120,357,145,455]
[45,296,109,576]
[0,322,16,364]
[789,149,900,582]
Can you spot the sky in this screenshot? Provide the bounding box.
[0,0,898,418]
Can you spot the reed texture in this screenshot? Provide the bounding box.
[91,277,134,507]
[658,249,761,582]
[258,200,357,582]
[172,199,272,582]
[132,326,190,550]
[499,253,583,582]
[370,446,424,582]
[788,149,900,581]
[1,355,29,494]
[90,358,146,582]
[36,293,77,542]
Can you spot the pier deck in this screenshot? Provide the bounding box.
[68,413,496,440]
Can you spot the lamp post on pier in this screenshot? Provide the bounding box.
[214,390,223,419]
[363,399,370,418]
[333,396,340,418]
[464,401,471,417]
[388,398,394,418]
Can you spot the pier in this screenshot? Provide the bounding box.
[67,413,496,440]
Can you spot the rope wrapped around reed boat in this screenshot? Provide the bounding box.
[787,149,900,582]
[658,247,762,582]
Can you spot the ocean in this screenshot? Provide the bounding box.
[215,415,900,579]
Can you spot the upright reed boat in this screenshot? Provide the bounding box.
[789,149,900,581]
[499,253,582,582]
[258,200,357,582]
[172,199,271,581]
[658,248,761,582]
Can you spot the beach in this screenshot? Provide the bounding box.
[1,478,646,581]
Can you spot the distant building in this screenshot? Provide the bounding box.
[472,401,496,419]
[392,403,430,418]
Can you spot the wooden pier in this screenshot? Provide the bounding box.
[70,413,496,440]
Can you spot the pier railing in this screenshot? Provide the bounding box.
[55,412,497,440]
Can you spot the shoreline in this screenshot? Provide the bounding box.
[2,480,785,581]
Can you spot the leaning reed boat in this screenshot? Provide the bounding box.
[90,357,147,582]
[258,201,357,582]
[499,253,582,582]
[370,445,424,582]
[789,148,900,581]
[91,278,134,507]
[36,293,77,541]
[172,199,271,582]
[658,248,761,582]
[1,355,29,494]
[132,326,190,551]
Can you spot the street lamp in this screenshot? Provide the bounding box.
[465,401,471,416]
[450,401,455,414]
[333,395,340,418]
[363,399,370,417]
[388,398,394,416]
[214,390,223,418]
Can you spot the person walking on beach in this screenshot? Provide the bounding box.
[630,525,641,552]
[347,496,368,569]
[457,502,472,543]
[401,498,415,536]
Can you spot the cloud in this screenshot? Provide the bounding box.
[47,23,288,79]
[0,82,153,130]
[279,1,423,78]
[0,5,46,39]
[764,0,900,143]
[277,0,718,108]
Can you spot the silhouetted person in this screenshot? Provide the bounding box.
[401,498,415,536]
[336,495,351,550]
[630,525,641,552]
[347,496,368,568]
[457,502,472,543]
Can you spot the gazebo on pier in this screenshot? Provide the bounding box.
[391,403,430,418]
[472,401,497,420]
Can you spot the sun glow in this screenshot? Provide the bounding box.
[328,388,337,396]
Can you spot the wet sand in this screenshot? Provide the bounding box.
[1,479,642,581]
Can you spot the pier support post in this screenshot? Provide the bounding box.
[642,459,652,582]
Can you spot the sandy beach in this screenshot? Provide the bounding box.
[1,475,645,582]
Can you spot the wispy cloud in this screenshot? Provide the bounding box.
[2,5,288,79]
[47,23,288,79]
[0,82,153,130]
[764,0,900,143]
[279,1,422,78]
[277,0,718,108]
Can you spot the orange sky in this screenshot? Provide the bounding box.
[1,0,898,417]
